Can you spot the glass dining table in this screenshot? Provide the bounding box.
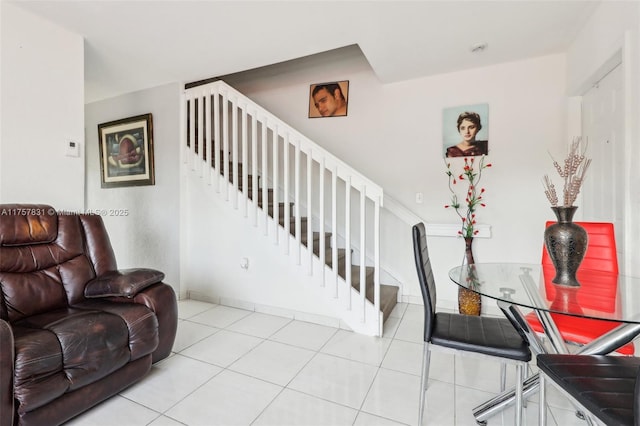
[449,263,640,425]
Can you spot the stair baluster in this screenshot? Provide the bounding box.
[241,105,248,217]
[231,96,239,209]
[360,185,367,320]
[273,125,279,244]
[294,138,302,265]
[222,91,229,201]
[345,175,352,310]
[283,131,290,254]
[251,110,259,225]
[307,147,313,274]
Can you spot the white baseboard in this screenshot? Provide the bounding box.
[185,290,350,330]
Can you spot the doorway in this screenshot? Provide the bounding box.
[580,63,625,271]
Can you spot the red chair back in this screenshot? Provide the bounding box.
[542,221,619,313]
[528,221,632,354]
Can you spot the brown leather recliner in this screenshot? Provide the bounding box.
[0,204,178,426]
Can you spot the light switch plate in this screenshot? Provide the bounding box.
[66,141,80,157]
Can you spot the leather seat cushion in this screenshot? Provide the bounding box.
[74,300,159,360]
[12,326,69,414]
[537,354,640,426]
[12,305,156,415]
[432,312,531,362]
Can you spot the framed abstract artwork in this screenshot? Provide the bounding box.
[98,113,155,188]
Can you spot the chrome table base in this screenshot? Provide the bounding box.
[469,272,640,425]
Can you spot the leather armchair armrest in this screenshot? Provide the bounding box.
[0,319,14,426]
[84,268,165,299]
[133,283,178,363]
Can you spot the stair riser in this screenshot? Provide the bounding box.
[248,189,272,203]
[301,232,332,253]
[264,203,294,219]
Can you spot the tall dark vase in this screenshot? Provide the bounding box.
[544,206,588,287]
[458,237,481,316]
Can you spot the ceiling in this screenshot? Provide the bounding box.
[9,0,601,103]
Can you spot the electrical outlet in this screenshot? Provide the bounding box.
[240,257,249,269]
[415,192,424,204]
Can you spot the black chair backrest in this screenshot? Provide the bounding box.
[412,223,437,343]
[635,365,640,426]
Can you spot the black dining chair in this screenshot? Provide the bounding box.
[537,354,640,426]
[412,223,532,425]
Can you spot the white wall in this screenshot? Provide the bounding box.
[185,171,346,325]
[85,83,181,293]
[211,50,569,308]
[567,1,639,95]
[566,1,640,277]
[0,3,84,209]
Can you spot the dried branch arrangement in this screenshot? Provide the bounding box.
[543,137,591,207]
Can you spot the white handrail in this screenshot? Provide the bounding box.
[384,193,491,238]
[203,82,383,203]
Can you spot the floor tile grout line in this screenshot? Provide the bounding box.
[383,302,409,340]
[248,385,287,425]
[281,386,365,415]
[356,407,413,426]
[144,410,188,426]
[234,327,392,424]
[252,302,407,423]
[135,300,585,426]
[354,360,383,425]
[110,394,164,423]
[226,315,295,340]
[176,319,343,375]
[205,348,363,424]
[315,326,342,353]
[354,302,411,425]
[116,363,223,424]
[174,320,341,420]
[176,302,221,321]
[173,320,222,352]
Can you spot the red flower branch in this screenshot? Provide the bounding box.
[444,156,491,238]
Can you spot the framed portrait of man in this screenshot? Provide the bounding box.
[309,81,349,118]
[442,103,489,158]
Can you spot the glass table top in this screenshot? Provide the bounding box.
[448,263,640,323]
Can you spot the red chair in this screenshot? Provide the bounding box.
[525,222,634,355]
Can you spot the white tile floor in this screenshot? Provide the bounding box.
[66,300,589,426]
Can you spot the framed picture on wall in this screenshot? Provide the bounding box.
[308,81,349,118]
[98,113,155,188]
[442,103,489,158]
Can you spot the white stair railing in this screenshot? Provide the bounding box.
[183,80,385,335]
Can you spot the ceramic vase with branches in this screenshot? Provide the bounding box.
[542,138,591,287]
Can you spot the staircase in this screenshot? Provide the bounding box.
[183,81,398,336]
